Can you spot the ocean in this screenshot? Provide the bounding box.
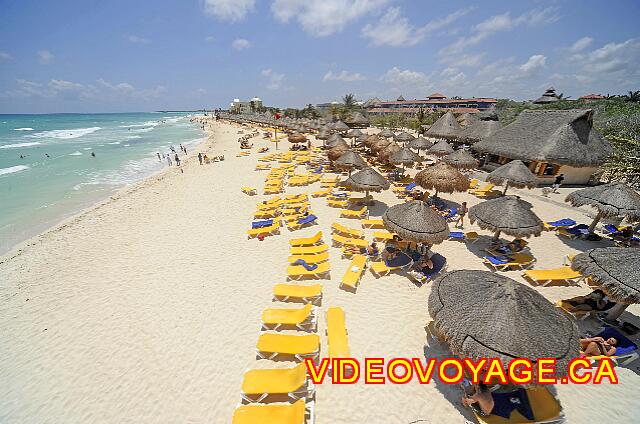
[0,112,204,255]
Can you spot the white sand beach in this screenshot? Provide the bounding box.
[1,118,639,423]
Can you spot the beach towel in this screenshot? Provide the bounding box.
[445,207,458,220]
[547,218,577,227]
[252,219,274,229]
[604,224,619,234]
[448,231,464,239]
[490,388,534,420]
[297,215,317,225]
[292,259,318,271]
[485,255,510,265]
[313,166,323,174]
[333,192,348,198]
[405,182,417,191]
[566,224,590,236]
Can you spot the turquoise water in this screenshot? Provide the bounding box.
[0,112,204,254]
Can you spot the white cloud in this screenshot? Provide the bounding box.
[519,54,546,74]
[380,67,432,96]
[570,36,593,53]
[127,35,151,44]
[232,38,250,50]
[0,51,12,61]
[572,38,640,77]
[4,78,166,101]
[323,70,366,82]
[439,52,484,68]
[205,36,215,43]
[362,7,471,47]
[203,0,255,22]
[261,68,286,90]
[271,0,389,37]
[37,50,54,64]
[444,7,558,54]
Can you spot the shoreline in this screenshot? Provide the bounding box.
[0,119,209,260]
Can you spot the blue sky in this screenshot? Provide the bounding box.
[1,0,639,113]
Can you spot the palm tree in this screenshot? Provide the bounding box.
[342,93,356,109]
[624,90,640,103]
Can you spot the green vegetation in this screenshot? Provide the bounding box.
[495,97,640,187]
[370,108,445,133]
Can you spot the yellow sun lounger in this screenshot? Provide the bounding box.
[472,387,562,424]
[289,244,329,255]
[288,251,329,264]
[555,299,598,321]
[261,304,315,331]
[247,223,280,238]
[289,231,323,247]
[373,230,395,241]
[327,307,350,359]
[240,364,311,403]
[254,209,281,219]
[331,222,364,239]
[471,183,494,196]
[232,399,307,424]
[522,267,583,286]
[273,283,323,303]
[362,218,384,229]
[340,206,368,219]
[341,255,367,290]
[311,188,332,197]
[287,261,330,280]
[327,198,348,208]
[370,260,412,277]
[331,233,368,248]
[257,333,320,362]
[468,178,479,190]
[241,186,257,195]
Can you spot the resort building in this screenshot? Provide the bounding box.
[367,92,497,116]
[229,97,263,114]
[579,93,606,102]
[474,109,612,185]
[533,87,561,104]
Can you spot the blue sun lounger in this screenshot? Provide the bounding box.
[546,218,576,228]
[252,219,274,229]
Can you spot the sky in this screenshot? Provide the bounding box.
[0,0,639,113]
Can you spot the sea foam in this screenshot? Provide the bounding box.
[0,165,29,176]
[28,127,101,140]
[0,142,41,149]
[13,127,34,131]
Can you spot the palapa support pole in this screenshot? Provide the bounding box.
[588,211,603,233]
[492,230,501,242]
[605,303,628,321]
[502,182,510,195]
[274,127,279,150]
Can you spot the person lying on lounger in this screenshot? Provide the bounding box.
[580,336,617,357]
[461,383,494,416]
[492,239,526,254]
[413,256,434,274]
[564,289,614,312]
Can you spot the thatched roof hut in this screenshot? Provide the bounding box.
[326,134,348,149]
[461,120,501,143]
[288,132,307,143]
[382,200,449,244]
[469,195,544,240]
[477,106,499,121]
[487,160,538,194]
[415,162,470,196]
[364,134,381,148]
[572,248,640,304]
[346,129,363,138]
[457,112,478,127]
[391,147,422,170]
[343,167,390,193]
[534,87,560,104]
[332,120,350,132]
[316,128,331,140]
[429,270,579,377]
[427,140,454,157]
[474,109,612,168]
[371,137,391,153]
[442,149,478,169]
[425,112,463,140]
[334,150,367,173]
[565,183,640,231]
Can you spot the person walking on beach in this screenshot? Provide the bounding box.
[174,153,180,166]
[198,152,203,165]
[183,145,187,155]
[455,202,468,228]
[156,152,162,161]
[167,154,172,166]
[179,144,184,154]
[552,174,564,193]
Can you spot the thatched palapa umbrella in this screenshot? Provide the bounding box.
[326,134,348,149]
[394,131,415,146]
[391,147,421,172]
[343,167,390,199]
[415,162,470,197]
[371,137,391,154]
[288,132,307,144]
[428,140,454,157]
[429,270,579,377]
[383,200,450,244]
[442,149,478,169]
[469,195,544,241]
[334,150,367,176]
[347,112,370,128]
[408,136,433,154]
[378,128,395,139]
[327,145,350,162]
[571,247,640,320]
[332,120,350,133]
[487,160,538,195]
[316,128,331,141]
[378,142,401,164]
[425,111,463,140]
[565,183,640,232]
